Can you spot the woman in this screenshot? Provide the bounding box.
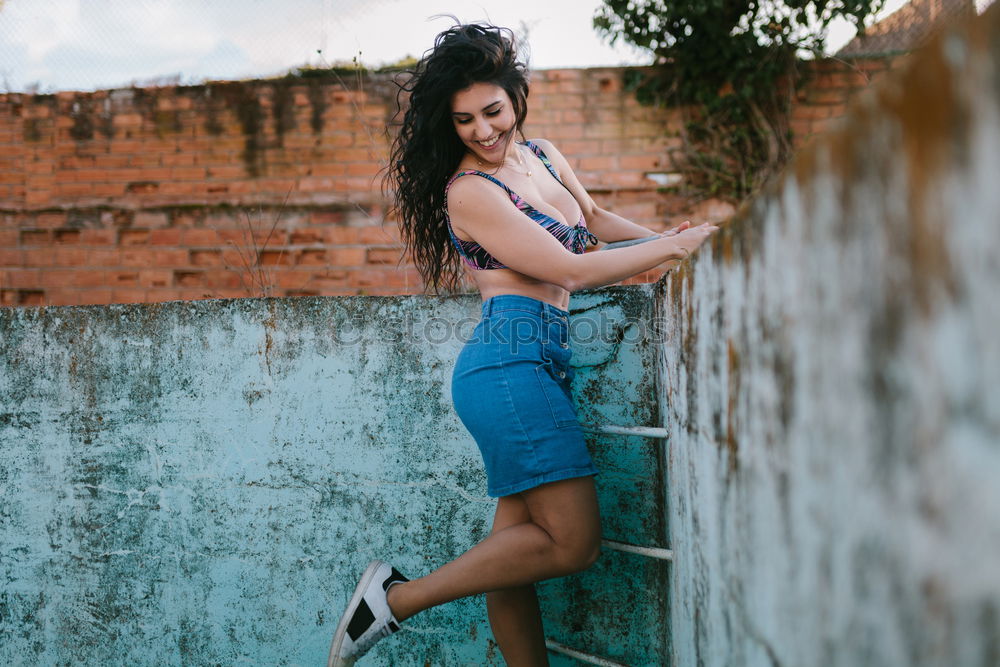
[329,22,718,666]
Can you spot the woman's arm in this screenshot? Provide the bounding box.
[528,138,660,242]
[448,176,717,292]
[588,209,660,243]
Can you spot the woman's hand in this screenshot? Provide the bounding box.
[668,221,719,259]
[659,220,692,237]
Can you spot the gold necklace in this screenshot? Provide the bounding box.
[476,143,532,177]
[514,145,532,177]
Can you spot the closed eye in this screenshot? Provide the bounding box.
[453,105,504,124]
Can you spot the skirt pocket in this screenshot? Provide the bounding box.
[534,360,578,429]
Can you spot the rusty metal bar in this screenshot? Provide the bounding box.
[544,639,630,667]
[602,539,674,561]
[583,424,669,438]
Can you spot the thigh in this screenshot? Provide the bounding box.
[490,494,531,536]
[520,476,601,548]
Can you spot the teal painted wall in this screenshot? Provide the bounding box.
[1,286,666,665]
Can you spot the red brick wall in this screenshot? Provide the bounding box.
[0,59,896,306]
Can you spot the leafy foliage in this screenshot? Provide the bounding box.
[595,0,884,200]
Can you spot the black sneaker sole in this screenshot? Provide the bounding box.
[327,559,385,667]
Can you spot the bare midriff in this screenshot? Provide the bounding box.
[471,269,570,311]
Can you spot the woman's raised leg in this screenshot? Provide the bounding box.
[386,476,601,625]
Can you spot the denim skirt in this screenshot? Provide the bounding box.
[452,294,598,497]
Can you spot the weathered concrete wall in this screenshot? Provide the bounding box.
[0,285,666,665]
[659,6,1000,666]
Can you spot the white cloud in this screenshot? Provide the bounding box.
[13,0,81,61]
[320,0,646,68]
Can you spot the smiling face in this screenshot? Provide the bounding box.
[450,82,517,164]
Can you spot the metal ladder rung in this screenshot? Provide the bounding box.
[584,425,673,561]
[602,539,673,561]
[583,424,668,438]
[555,426,669,664]
[545,639,630,667]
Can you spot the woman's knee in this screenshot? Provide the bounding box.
[521,477,602,574]
[552,533,601,575]
[578,536,602,571]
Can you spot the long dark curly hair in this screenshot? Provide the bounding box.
[385,23,529,293]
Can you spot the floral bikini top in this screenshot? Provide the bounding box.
[444,141,599,270]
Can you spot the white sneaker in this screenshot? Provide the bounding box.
[327,560,409,666]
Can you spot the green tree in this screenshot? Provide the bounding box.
[595,0,884,200]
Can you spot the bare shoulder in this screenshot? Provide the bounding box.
[447,172,505,210]
[527,137,572,171]
[445,173,510,234]
[527,137,564,159]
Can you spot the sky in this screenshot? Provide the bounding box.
[0,0,650,92]
[0,0,984,93]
